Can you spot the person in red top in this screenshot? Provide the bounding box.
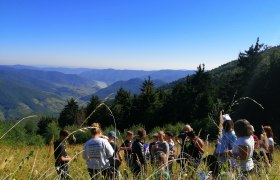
[250,125,260,161]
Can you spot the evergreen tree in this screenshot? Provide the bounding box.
[85,96,111,127]
[58,98,79,128]
[37,116,57,135]
[238,38,264,77]
[112,88,132,129]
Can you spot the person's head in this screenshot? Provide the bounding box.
[165,131,173,141]
[137,128,146,141]
[223,120,234,133]
[59,129,70,141]
[90,123,102,137]
[184,124,193,132]
[108,131,118,141]
[152,133,159,142]
[127,131,134,140]
[187,131,196,140]
[234,119,252,137]
[155,152,167,168]
[263,126,273,138]
[249,125,255,134]
[158,131,165,142]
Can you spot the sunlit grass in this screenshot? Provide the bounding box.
[0,143,279,179]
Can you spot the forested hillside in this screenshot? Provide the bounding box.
[0,68,103,120]
[1,39,280,145]
[54,39,280,141]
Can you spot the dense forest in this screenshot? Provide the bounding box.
[1,39,280,145]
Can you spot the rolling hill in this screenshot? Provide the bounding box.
[80,69,194,84]
[82,78,167,100]
[0,67,104,120]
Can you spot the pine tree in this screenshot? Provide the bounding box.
[58,98,79,128]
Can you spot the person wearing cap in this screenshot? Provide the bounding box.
[108,131,122,170]
[120,131,134,168]
[215,114,237,166]
[165,131,175,174]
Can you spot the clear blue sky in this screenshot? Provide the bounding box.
[0,0,279,70]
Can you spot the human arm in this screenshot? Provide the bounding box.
[194,138,204,154]
[228,145,249,160]
[61,156,71,161]
[268,138,274,153]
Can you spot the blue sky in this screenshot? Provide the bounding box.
[0,0,279,70]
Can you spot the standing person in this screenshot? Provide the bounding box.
[54,129,71,180]
[83,123,114,179]
[131,128,147,177]
[120,131,134,168]
[154,152,171,180]
[165,131,175,174]
[185,131,204,168]
[152,131,169,159]
[250,125,260,162]
[215,116,237,167]
[260,125,274,165]
[108,131,122,169]
[149,133,159,165]
[176,124,193,169]
[228,119,254,177]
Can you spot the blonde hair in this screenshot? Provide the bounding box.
[158,131,165,137]
[155,152,167,166]
[91,123,101,135]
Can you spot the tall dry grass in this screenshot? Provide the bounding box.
[0,142,280,179]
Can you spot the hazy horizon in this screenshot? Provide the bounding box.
[0,63,197,71]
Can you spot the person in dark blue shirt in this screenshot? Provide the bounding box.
[54,129,71,180]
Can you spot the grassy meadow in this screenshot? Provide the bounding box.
[1,142,280,179]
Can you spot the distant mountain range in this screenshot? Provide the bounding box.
[0,67,103,120]
[80,69,193,85]
[82,78,166,100]
[0,65,194,120]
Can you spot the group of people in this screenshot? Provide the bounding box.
[53,115,275,179]
[213,115,275,179]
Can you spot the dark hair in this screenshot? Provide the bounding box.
[60,129,70,137]
[137,128,146,138]
[187,131,196,138]
[223,120,234,133]
[263,126,273,138]
[234,119,252,137]
[165,131,173,138]
[90,123,101,136]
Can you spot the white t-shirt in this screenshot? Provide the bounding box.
[260,137,274,153]
[83,138,114,169]
[232,136,254,171]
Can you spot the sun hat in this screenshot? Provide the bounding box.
[222,114,232,121]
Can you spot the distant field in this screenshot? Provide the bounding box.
[1,143,280,179]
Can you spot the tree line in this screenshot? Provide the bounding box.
[1,39,279,145]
